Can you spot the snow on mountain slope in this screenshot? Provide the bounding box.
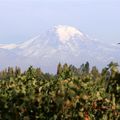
[15,25,90,57]
[0,25,119,72]
[55,25,84,44]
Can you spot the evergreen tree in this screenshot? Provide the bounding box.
[15,66,21,77]
[7,67,14,78]
[57,63,62,75]
[91,66,99,79]
[80,62,90,74]
[80,63,85,74]
[26,66,36,79]
[84,61,90,74]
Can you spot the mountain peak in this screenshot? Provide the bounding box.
[54,25,84,44]
[0,25,119,72]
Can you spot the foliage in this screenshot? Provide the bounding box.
[0,62,120,120]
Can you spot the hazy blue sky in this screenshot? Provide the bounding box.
[0,0,120,44]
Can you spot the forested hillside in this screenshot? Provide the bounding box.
[0,62,120,120]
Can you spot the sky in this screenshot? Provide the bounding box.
[0,0,120,44]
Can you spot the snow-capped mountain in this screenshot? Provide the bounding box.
[0,25,120,72]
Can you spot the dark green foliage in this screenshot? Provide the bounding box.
[57,63,62,75]
[79,62,90,75]
[0,62,120,120]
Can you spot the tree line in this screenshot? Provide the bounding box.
[0,62,120,120]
